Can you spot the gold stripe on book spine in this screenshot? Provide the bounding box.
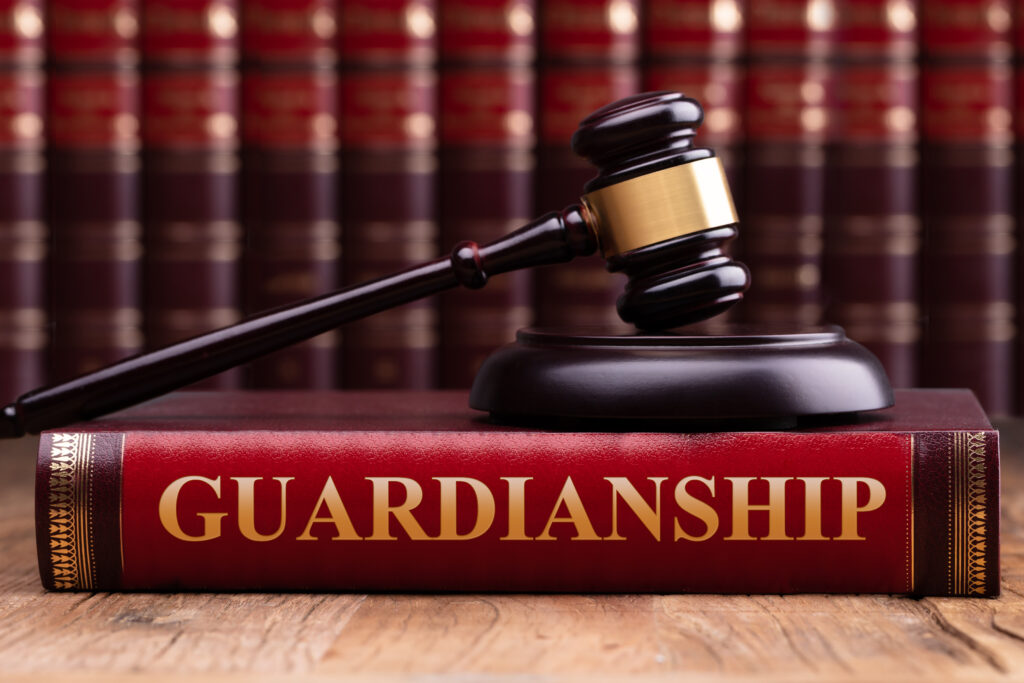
[948,432,989,596]
[47,433,96,590]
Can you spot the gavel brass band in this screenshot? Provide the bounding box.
[582,156,738,258]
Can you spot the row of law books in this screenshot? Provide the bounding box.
[0,0,1021,416]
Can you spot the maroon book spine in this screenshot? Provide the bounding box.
[241,0,339,389]
[740,2,834,326]
[142,0,243,389]
[48,0,144,382]
[439,0,535,387]
[339,0,438,389]
[823,1,920,388]
[533,0,638,330]
[920,0,1015,414]
[35,388,999,596]
[0,0,45,401]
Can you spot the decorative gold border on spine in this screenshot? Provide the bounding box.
[47,433,96,590]
[948,432,989,596]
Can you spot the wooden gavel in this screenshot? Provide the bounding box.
[1,91,750,437]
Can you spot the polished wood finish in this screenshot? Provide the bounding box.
[1,91,755,437]
[3,421,1024,679]
[471,324,893,422]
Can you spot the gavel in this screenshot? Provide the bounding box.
[0,91,749,437]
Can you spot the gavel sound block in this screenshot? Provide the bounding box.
[0,92,891,437]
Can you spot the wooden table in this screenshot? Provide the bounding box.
[2,423,1024,681]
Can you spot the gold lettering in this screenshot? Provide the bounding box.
[797,477,830,540]
[233,476,292,542]
[673,476,720,542]
[537,476,601,541]
[724,477,793,540]
[367,477,430,540]
[296,476,362,540]
[835,477,886,540]
[158,475,227,541]
[605,477,666,541]
[434,477,496,540]
[501,476,533,540]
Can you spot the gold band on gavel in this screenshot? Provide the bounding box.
[581,156,738,258]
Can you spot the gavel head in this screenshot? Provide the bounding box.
[572,91,749,330]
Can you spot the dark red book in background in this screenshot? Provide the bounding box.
[739,0,834,327]
[48,0,144,382]
[0,0,45,402]
[533,0,638,330]
[823,0,920,388]
[920,0,1016,414]
[339,0,439,389]
[141,0,243,389]
[438,0,535,387]
[242,0,339,388]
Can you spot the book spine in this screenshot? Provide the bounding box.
[241,0,339,389]
[740,0,834,326]
[533,0,639,330]
[35,426,1000,596]
[439,0,535,387]
[339,0,439,389]
[823,1,920,388]
[920,0,1016,414]
[0,0,46,400]
[142,0,243,389]
[47,0,144,382]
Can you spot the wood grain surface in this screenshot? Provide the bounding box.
[2,424,1023,681]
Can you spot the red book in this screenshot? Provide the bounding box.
[35,389,999,595]
[533,0,638,330]
[0,0,46,401]
[823,2,920,388]
[241,0,339,389]
[920,1,1016,415]
[439,1,535,387]
[141,0,243,389]
[48,0,143,382]
[339,0,439,389]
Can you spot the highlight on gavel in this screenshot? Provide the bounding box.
[0,91,750,437]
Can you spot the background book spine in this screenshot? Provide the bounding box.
[141,0,243,389]
[823,0,920,388]
[0,0,46,402]
[533,0,639,330]
[34,422,999,596]
[338,0,439,389]
[47,0,143,382]
[739,0,834,326]
[642,0,743,333]
[241,0,339,389]
[438,0,535,387]
[919,0,1016,414]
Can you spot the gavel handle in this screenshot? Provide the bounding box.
[1,206,595,437]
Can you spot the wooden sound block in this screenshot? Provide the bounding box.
[469,324,894,426]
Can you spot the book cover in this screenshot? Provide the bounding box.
[919,0,1016,414]
[241,0,339,389]
[823,1,920,388]
[141,0,243,389]
[533,0,638,331]
[48,0,144,382]
[439,0,535,387]
[339,0,439,389]
[35,388,1000,596]
[0,0,45,401]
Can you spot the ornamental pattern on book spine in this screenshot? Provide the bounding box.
[47,433,95,590]
[948,431,989,596]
